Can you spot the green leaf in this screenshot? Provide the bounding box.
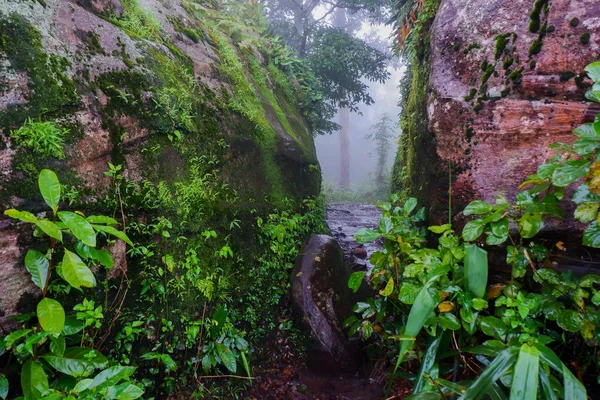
[537,162,559,179]
[574,202,599,223]
[0,374,8,400]
[464,244,488,298]
[458,347,519,400]
[429,224,451,234]
[106,383,144,400]
[404,197,417,213]
[472,298,488,311]
[216,343,237,373]
[535,343,587,400]
[380,277,394,296]
[462,219,485,241]
[85,215,118,225]
[58,212,96,247]
[62,316,84,335]
[463,200,492,216]
[413,332,443,393]
[21,360,49,400]
[41,347,108,377]
[572,139,599,155]
[35,220,63,242]
[518,213,543,239]
[91,225,133,246]
[241,351,251,379]
[551,160,590,187]
[4,209,38,223]
[354,227,380,243]
[379,217,393,234]
[490,218,509,237]
[510,344,539,400]
[557,310,584,332]
[50,335,66,357]
[438,313,461,330]
[348,271,366,293]
[585,61,600,82]
[398,283,421,304]
[88,365,136,390]
[39,169,61,214]
[61,250,96,288]
[573,123,600,140]
[37,298,65,334]
[479,316,508,340]
[404,394,443,400]
[25,250,49,289]
[486,233,508,245]
[583,221,600,248]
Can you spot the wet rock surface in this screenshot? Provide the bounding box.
[327,204,383,272]
[290,235,367,375]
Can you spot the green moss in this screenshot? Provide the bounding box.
[529,38,542,56]
[494,33,511,61]
[113,0,161,40]
[82,31,105,55]
[570,17,580,27]
[509,66,524,82]
[463,43,480,54]
[464,88,477,102]
[559,71,577,82]
[530,60,537,69]
[503,57,514,70]
[465,125,475,140]
[580,32,591,45]
[500,87,511,98]
[546,25,555,33]
[473,102,484,112]
[0,12,79,129]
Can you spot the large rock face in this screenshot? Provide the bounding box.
[396,0,600,232]
[0,0,320,325]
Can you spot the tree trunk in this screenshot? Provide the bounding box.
[333,8,350,189]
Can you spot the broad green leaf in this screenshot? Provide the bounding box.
[88,366,136,390]
[72,379,93,393]
[486,233,507,245]
[106,383,144,400]
[37,298,65,334]
[39,169,61,214]
[458,347,519,399]
[24,250,48,289]
[0,329,32,351]
[4,209,38,223]
[573,123,600,140]
[348,272,366,293]
[510,344,539,400]
[62,316,84,335]
[398,283,421,304]
[557,310,584,332]
[91,225,133,246]
[216,343,236,373]
[574,202,599,223]
[573,139,599,155]
[404,394,443,400]
[429,224,451,234]
[412,332,444,393]
[75,242,113,269]
[551,160,590,187]
[35,220,63,241]
[58,212,96,247]
[490,218,509,237]
[404,197,417,213]
[463,200,492,216]
[462,219,485,241]
[535,344,587,400]
[61,250,96,288]
[438,313,461,330]
[42,347,108,377]
[0,374,7,400]
[379,217,393,234]
[583,221,600,248]
[21,360,49,400]
[50,335,66,357]
[537,162,559,179]
[539,366,560,400]
[380,277,394,296]
[518,213,543,239]
[585,61,600,82]
[464,244,488,298]
[479,316,508,340]
[586,90,600,103]
[354,227,380,243]
[85,215,118,225]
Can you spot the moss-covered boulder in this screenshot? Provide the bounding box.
[0,0,320,328]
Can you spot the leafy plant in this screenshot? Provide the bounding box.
[10,118,68,159]
[1,169,143,399]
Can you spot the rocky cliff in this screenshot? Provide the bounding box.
[393,0,600,232]
[0,0,321,327]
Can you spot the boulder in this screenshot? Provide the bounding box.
[290,235,369,375]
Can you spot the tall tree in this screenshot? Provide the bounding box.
[366,113,397,185]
